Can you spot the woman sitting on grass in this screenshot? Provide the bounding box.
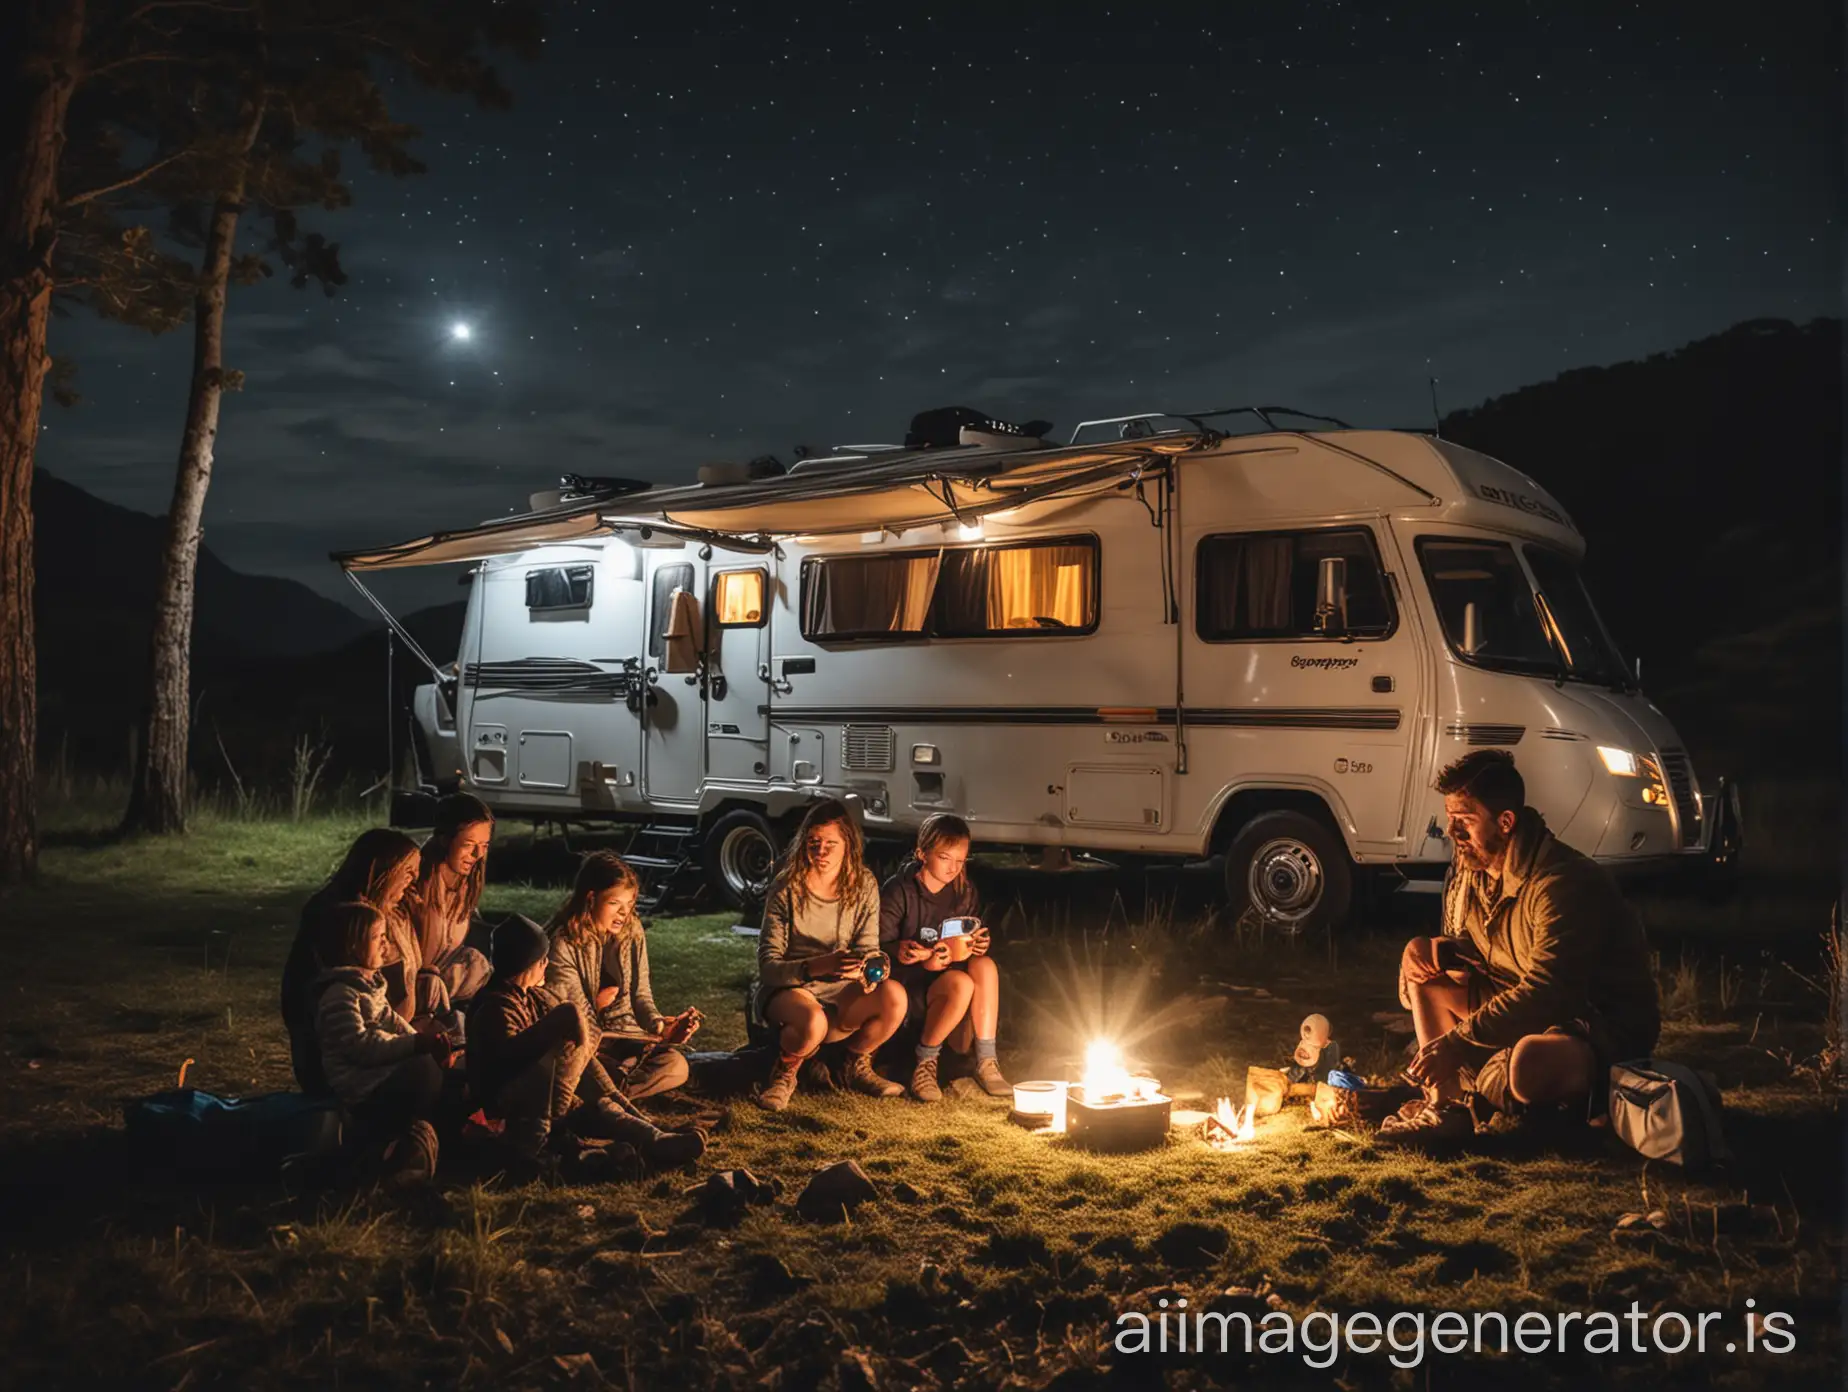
[753,798,907,1111]
[282,828,421,1094]
[879,813,1011,1102]
[311,900,452,1186]
[545,850,702,1100]
[388,793,496,1028]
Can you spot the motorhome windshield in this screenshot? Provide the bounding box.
[1521,544,1631,689]
[1417,538,1629,688]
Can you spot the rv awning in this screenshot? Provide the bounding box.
[333,439,1174,572]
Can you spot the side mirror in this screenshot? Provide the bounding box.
[1461,600,1485,655]
[1314,555,1348,634]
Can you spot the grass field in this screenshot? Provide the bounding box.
[0,787,1839,1390]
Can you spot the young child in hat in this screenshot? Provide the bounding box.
[467,915,705,1181]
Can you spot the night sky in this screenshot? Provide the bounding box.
[37,0,1842,612]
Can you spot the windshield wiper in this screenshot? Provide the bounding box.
[1531,592,1572,690]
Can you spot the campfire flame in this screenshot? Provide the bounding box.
[1081,1039,1133,1102]
[1203,1096,1255,1149]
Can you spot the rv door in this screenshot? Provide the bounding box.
[641,553,706,802]
[705,565,773,783]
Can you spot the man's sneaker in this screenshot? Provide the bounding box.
[756,1058,802,1112]
[972,1057,1012,1098]
[844,1050,904,1099]
[909,1056,942,1102]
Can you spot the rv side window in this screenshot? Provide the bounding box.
[933,536,1099,636]
[648,562,695,659]
[526,564,594,612]
[800,552,940,639]
[713,569,768,628]
[1195,528,1394,640]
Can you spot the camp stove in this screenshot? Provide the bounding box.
[1062,1041,1171,1152]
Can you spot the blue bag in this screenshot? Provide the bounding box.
[124,1087,343,1177]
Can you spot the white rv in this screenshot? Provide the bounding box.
[337,410,1740,929]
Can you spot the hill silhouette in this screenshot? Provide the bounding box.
[30,317,1838,796]
[1439,316,1839,775]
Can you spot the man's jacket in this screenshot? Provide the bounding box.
[1440,807,1660,1055]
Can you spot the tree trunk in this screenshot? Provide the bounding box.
[122,97,265,837]
[0,0,85,884]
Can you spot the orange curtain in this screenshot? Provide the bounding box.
[988,545,1091,629]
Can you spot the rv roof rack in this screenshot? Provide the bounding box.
[1069,405,1352,445]
[559,473,653,498]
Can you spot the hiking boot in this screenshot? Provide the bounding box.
[757,1058,802,1112]
[504,1116,563,1185]
[909,1056,942,1102]
[559,1138,618,1183]
[1376,1101,1474,1148]
[844,1050,903,1099]
[972,1057,1012,1098]
[645,1129,708,1171]
[382,1120,439,1188]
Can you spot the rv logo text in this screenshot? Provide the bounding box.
[1477,484,1566,527]
[1333,757,1373,774]
[1106,730,1169,744]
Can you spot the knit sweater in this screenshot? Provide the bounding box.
[754,868,881,1012]
[312,966,422,1103]
[545,928,666,1038]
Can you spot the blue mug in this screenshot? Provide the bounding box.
[860,950,892,991]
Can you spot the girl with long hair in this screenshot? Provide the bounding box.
[878,813,1010,1101]
[752,799,907,1110]
[545,850,701,1099]
[390,793,496,1024]
[310,901,451,1186]
[282,828,421,1093]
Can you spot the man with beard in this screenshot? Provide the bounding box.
[1379,749,1660,1143]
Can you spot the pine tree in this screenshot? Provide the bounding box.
[104,0,541,835]
[0,1,89,885]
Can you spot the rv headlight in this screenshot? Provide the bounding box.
[1600,745,1671,808]
[1596,746,1639,777]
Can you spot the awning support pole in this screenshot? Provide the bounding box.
[345,570,448,683]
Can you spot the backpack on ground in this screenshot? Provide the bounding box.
[124,1087,343,1179]
[1608,1059,1732,1172]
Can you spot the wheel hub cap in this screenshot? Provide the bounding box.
[1248,838,1324,926]
[721,826,775,896]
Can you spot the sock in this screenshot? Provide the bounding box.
[915,1042,942,1062]
[974,1036,997,1061]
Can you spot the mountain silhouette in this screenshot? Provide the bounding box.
[29,317,1837,791]
[1439,317,1839,775]
[34,468,374,661]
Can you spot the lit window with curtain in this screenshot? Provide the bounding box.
[937,537,1098,635]
[713,569,767,627]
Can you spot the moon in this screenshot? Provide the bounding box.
[450,321,472,342]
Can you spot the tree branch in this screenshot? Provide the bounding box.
[63,149,194,208]
[85,49,191,80]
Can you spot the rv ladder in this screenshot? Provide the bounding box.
[627,823,701,913]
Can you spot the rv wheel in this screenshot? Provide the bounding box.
[1225,811,1353,934]
[705,809,781,908]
